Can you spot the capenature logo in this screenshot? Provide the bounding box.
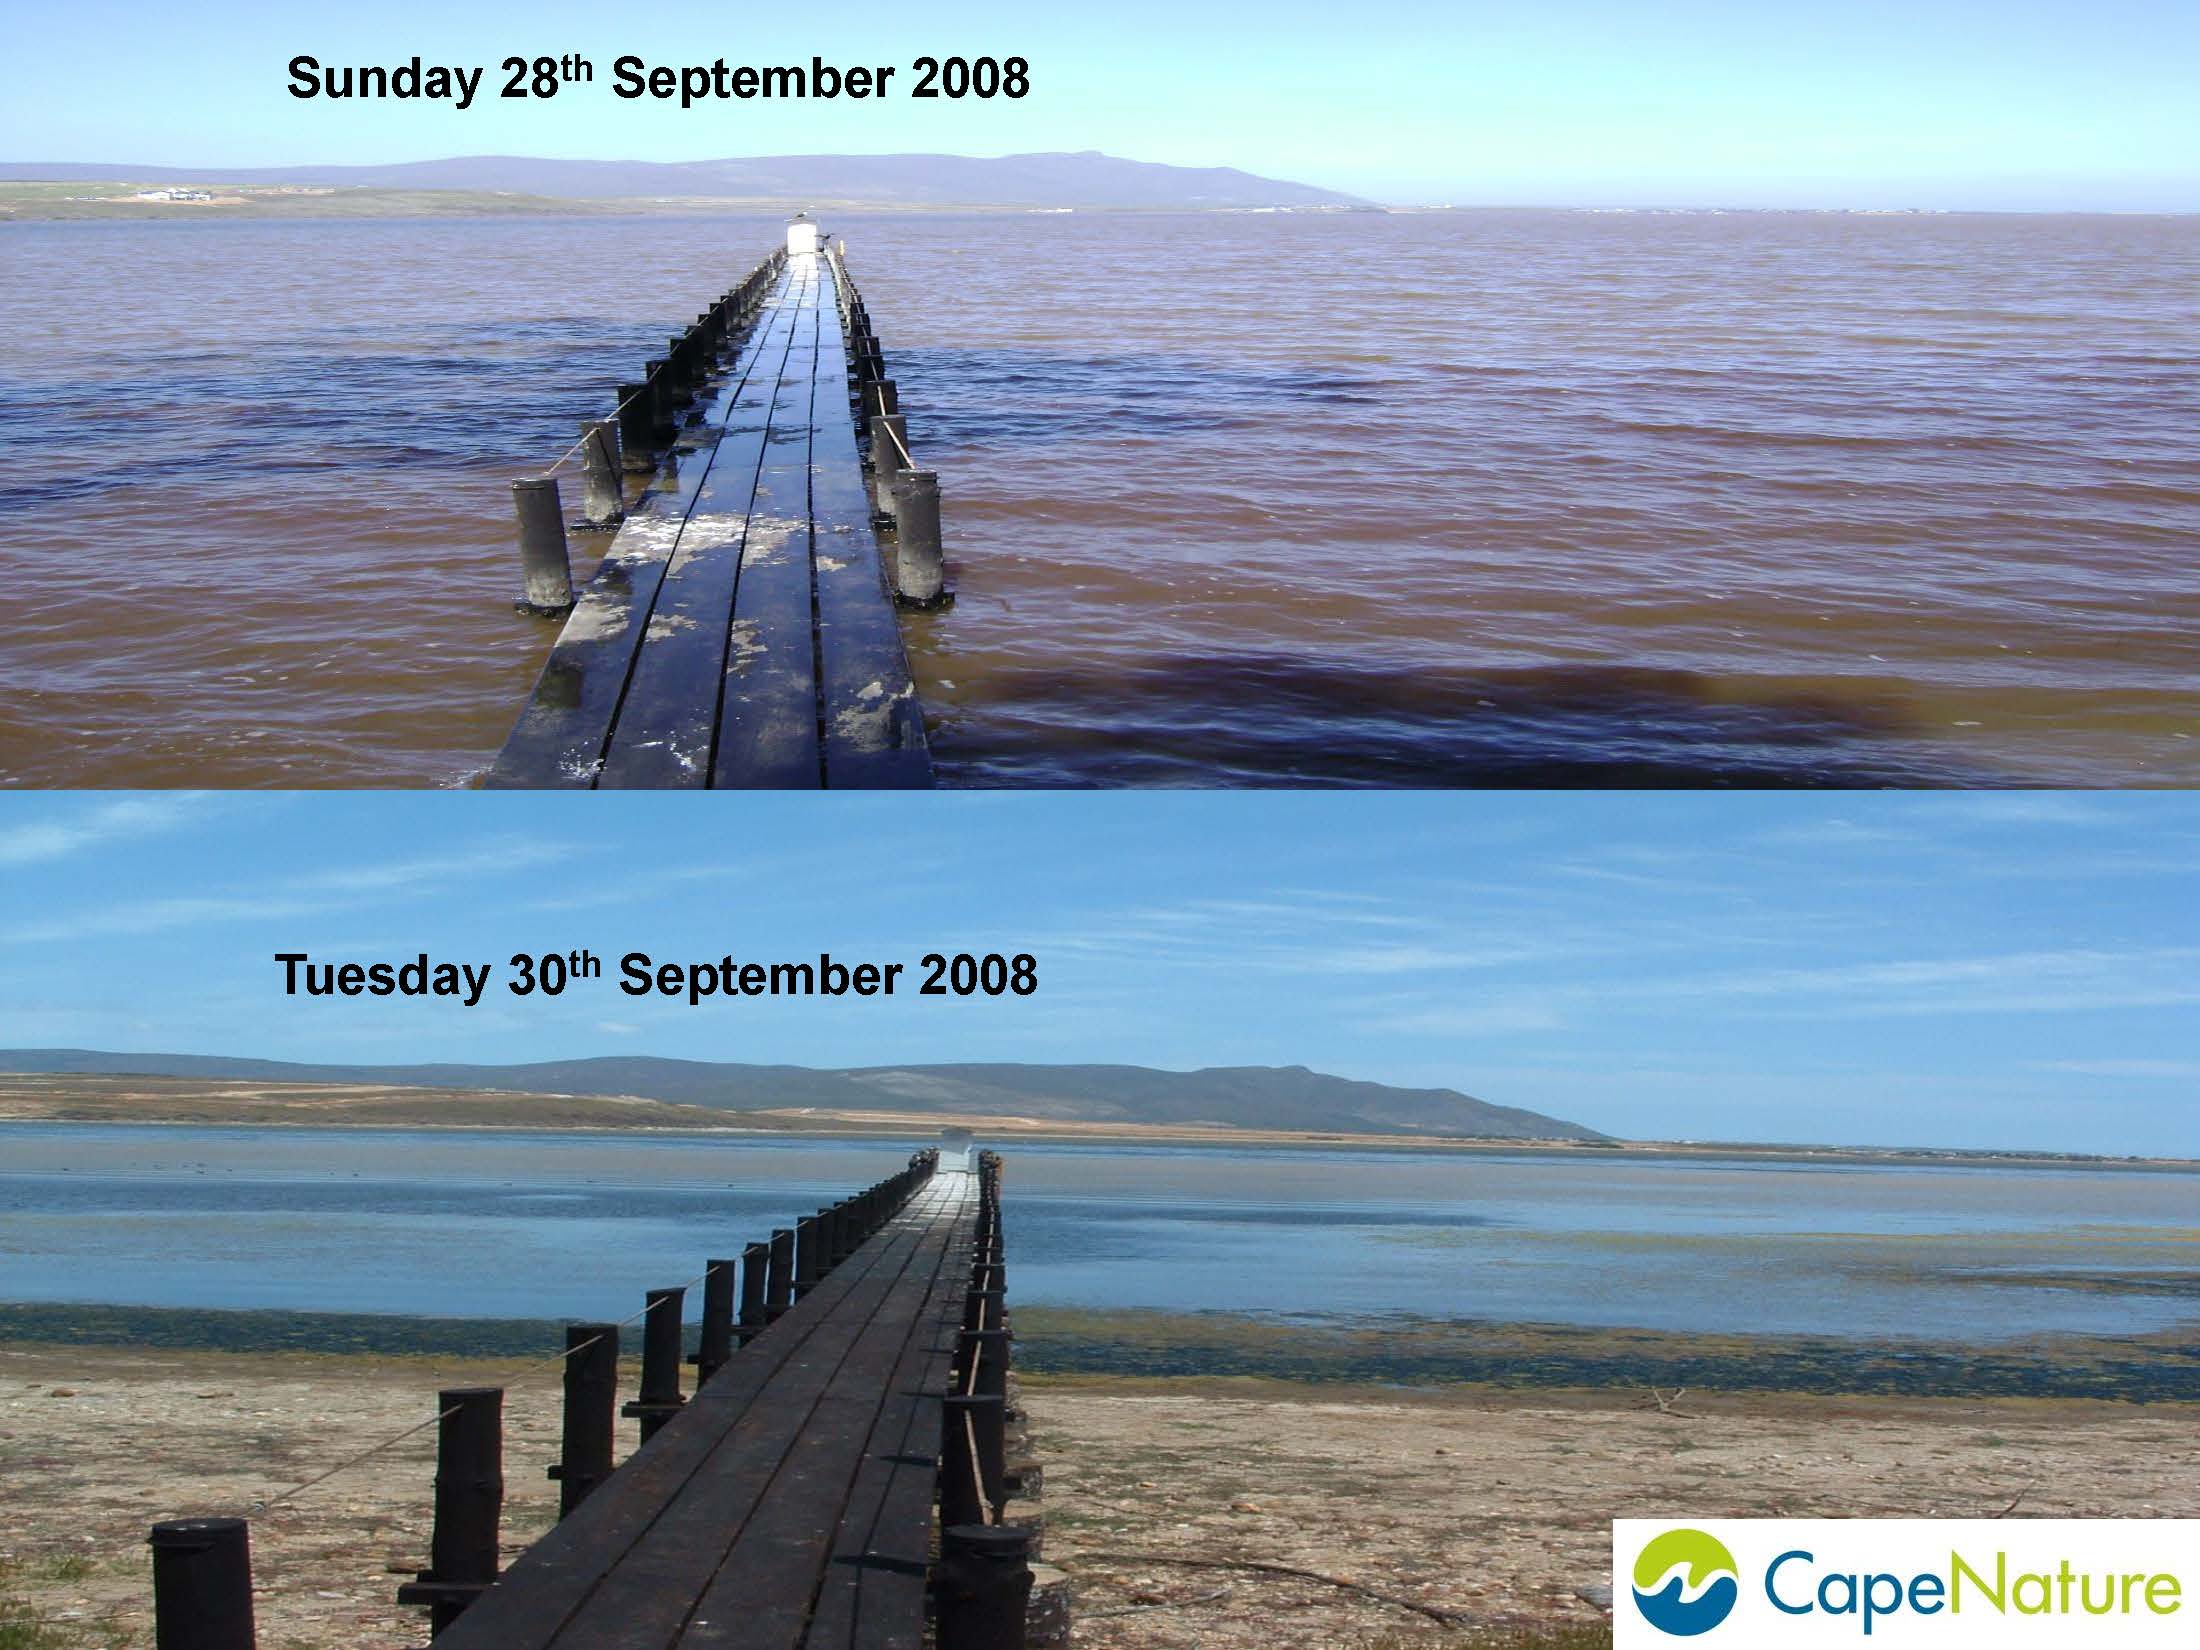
[1632,1528,1741,1636]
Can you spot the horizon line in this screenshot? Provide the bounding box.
[4,153,2192,216]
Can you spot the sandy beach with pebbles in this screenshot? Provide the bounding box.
[3,1343,2194,1650]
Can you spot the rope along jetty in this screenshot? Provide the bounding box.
[486,216,948,790]
[143,1149,1070,1649]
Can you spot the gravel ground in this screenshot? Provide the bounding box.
[3,1345,2194,1649]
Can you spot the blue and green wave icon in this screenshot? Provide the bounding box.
[1631,1528,1739,1636]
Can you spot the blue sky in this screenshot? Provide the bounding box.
[4,0,2194,206]
[0,792,2193,1154]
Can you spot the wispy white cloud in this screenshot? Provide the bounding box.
[2029,1059,2200,1080]
[1637,946,2200,1016]
[1354,997,1573,1036]
[2,837,571,946]
[1346,945,2199,1042]
[0,795,217,867]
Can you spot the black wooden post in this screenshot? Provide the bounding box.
[943,1392,1006,1520]
[149,1516,255,1650]
[642,359,676,443]
[397,1387,503,1635]
[616,382,655,467]
[695,1258,736,1385]
[959,1329,1010,1403]
[868,414,909,519]
[963,1288,1004,1334]
[548,1323,618,1518]
[939,1395,985,1529]
[737,1238,769,1345]
[794,1214,823,1298]
[622,1286,686,1443]
[889,469,946,607]
[766,1226,795,1320]
[511,478,574,615]
[933,1525,1034,1650]
[578,421,624,525]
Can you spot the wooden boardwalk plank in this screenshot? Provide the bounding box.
[799,1198,972,1649]
[487,247,931,790]
[431,1218,919,1650]
[433,1169,976,1650]
[596,287,805,787]
[712,267,825,789]
[484,266,797,789]
[544,1189,942,1648]
[674,1197,960,1648]
[813,258,932,790]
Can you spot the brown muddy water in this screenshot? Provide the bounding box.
[1,210,2193,787]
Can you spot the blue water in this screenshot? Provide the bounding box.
[3,1123,2194,1341]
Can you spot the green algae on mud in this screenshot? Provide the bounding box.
[1010,1306,2200,1404]
[10,1300,2193,1403]
[0,1301,577,1359]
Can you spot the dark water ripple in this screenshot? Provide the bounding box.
[0,210,2194,785]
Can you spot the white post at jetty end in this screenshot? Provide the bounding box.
[786,213,822,257]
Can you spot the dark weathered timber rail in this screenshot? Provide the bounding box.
[485,226,936,790]
[144,1152,1058,1650]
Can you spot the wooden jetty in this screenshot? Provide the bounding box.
[485,218,943,790]
[144,1150,1067,1650]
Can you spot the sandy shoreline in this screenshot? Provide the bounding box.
[3,1344,2194,1650]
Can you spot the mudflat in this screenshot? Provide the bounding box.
[3,1343,2192,1650]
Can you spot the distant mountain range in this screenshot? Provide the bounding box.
[0,1049,1601,1140]
[0,152,1367,210]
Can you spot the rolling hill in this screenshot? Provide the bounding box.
[0,151,1366,210]
[0,1049,1601,1140]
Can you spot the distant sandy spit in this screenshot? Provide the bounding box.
[4,1074,2191,1170]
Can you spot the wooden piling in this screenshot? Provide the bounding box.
[642,359,676,443]
[794,1214,823,1298]
[945,1391,1007,1519]
[622,1286,686,1443]
[578,422,623,524]
[960,1328,1011,1402]
[869,412,910,517]
[695,1257,736,1385]
[766,1226,795,1320]
[737,1238,769,1345]
[890,469,947,606]
[940,1396,987,1530]
[616,382,656,468]
[511,477,574,615]
[933,1525,1035,1650]
[398,1387,504,1635]
[548,1324,617,1518]
[964,1287,1004,1334]
[148,1516,256,1650]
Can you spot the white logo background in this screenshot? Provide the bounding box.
[1613,1519,2196,1648]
